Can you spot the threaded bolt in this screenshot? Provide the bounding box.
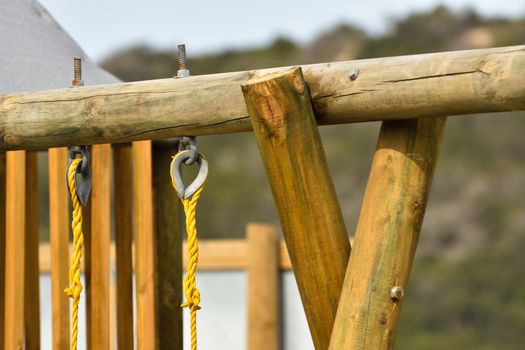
[176,44,190,78]
[72,57,84,87]
[178,44,187,69]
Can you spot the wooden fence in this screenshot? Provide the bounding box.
[1,44,524,349]
[0,145,290,350]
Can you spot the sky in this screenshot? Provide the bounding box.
[38,0,525,62]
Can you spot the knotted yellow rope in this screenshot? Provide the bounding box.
[65,158,84,350]
[170,155,206,350]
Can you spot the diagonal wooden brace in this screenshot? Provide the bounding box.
[329,117,447,349]
[242,67,351,349]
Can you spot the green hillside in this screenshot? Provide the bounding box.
[100,6,525,348]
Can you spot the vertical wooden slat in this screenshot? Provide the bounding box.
[113,145,134,350]
[109,279,117,350]
[48,147,70,350]
[0,153,6,348]
[247,223,279,350]
[87,144,111,349]
[25,152,40,349]
[83,199,92,350]
[4,151,26,349]
[152,142,183,349]
[242,67,351,349]
[133,140,157,350]
[329,118,447,350]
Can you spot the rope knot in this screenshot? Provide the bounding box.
[64,282,83,299]
[181,288,201,311]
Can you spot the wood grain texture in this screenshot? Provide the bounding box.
[1,45,525,151]
[152,142,182,349]
[0,154,6,349]
[87,144,111,349]
[113,145,134,350]
[132,140,157,350]
[48,147,70,350]
[247,223,279,350]
[329,118,447,350]
[24,152,40,350]
[4,151,26,350]
[242,67,351,349]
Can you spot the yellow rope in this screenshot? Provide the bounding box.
[65,158,84,350]
[171,155,206,350]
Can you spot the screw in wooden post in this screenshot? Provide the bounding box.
[348,68,359,80]
[389,286,404,301]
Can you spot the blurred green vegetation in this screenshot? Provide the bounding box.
[96,5,525,349]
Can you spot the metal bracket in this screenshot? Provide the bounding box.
[66,145,92,206]
[178,136,198,165]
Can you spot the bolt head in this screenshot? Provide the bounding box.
[348,68,359,81]
[389,286,404,300]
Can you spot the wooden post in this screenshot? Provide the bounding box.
[48,147,71,349]
[0,153,6,348]
[87,144,111,349]
[113,145,134,350]
[133,140,157,350]
[4,151,26,349]
[329,118,447,350]
[152,142,182,349]
[25,152,40,349]
[242,67,351,349]
[247,223,279,350]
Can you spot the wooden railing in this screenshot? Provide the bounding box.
[37,237,293,273]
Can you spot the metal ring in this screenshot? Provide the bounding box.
[170,150,208,199]
[178,136,198,165]
[68,145,90,173]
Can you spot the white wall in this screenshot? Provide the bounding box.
[39,271,314,349]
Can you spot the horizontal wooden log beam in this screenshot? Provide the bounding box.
[1,45,524,151]
[38,240,293,272]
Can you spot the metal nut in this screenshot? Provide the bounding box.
[389,286,404,300]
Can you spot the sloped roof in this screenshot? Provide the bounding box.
[0,0,118,94]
